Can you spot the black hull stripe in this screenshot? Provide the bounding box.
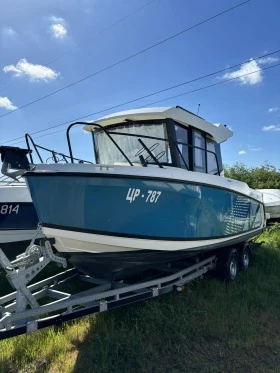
[24,171,265,206]
[44,223,264,242]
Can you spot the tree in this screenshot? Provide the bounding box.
[224,163,280,189]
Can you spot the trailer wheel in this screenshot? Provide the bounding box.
[239,244,251,270]
[219,250,239,282]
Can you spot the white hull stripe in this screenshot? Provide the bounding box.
[43,227,263,254]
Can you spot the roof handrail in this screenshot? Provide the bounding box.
[66,122,133,166]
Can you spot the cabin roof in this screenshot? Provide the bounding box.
[83,106,233,144]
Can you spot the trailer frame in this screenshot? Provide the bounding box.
[0,239,218,340]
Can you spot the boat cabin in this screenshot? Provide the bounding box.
[84,106,232,176]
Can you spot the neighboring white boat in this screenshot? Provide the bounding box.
[257,189,280,219]
[0,146,43,258]
[22,106,266,280]
[0,143,91,259]
[0,180,41,256]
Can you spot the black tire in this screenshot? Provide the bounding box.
[218,250,239,282]
[239,244,251,270]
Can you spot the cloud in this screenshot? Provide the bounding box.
[222,55,279,86]
[50,16,65,23]
[50,24,67,39]
[262,125,280,132]
[238,150,246,155]
[49,16,68,39]
[3,58,59,82]
[223,59,262,85]
[0,96,17,111]
[1,27,18,37]
[268,107,279,113]
[247,145,262,151]
[258,56,279,64]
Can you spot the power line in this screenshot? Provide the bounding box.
[2,48,279,145]
[0,0,156,95]
[44,0,157,67]
[142,62,280,107]
[7,60,280,147]
[0,0,250,120]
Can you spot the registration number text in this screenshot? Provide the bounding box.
[0,204,20,214]
[126,188,162,203]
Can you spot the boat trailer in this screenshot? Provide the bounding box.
[0,239,217,340]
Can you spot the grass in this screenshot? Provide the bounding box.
[1,224,280,372]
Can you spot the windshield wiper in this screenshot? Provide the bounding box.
[137,139,163,168]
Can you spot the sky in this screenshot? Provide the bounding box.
[0,0,280,168]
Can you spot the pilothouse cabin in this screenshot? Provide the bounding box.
[84,106,232,175]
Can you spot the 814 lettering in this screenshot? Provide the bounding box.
[0,204,20,214]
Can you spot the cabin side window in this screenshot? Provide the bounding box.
[193,130,206,173]
[174,124,189,169]
[206,138,221,174]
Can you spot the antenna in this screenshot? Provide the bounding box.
[197,103,200,116]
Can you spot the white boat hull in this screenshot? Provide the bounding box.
[257,189,280,219]
[0,229,40,244]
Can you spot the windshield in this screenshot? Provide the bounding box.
[93,121,171,165]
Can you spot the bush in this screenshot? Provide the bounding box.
[256,222,280,249]
[224,163,280,189]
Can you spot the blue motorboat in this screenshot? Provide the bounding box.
[24,106,266,279]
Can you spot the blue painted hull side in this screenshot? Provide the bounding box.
[0,202,38,230]
[26,175,264,240]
